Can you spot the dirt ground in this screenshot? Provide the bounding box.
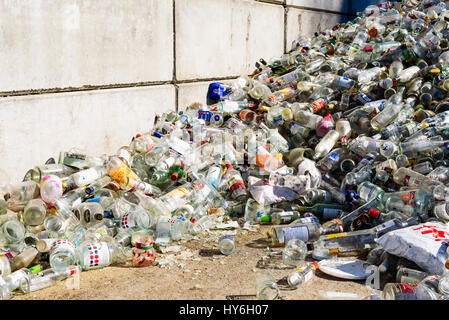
[14,225,381,300]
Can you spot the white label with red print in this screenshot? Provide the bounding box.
[376,222,449,275]
[83,242,110,269]
[50,239,76,255]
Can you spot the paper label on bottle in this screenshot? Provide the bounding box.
[322,208,343,220]
[399,191,416,205]
[327,152,340,162]
[279,217,293,224]
[404,122,418,135]
[228,173,244,188]
[62,152,87,169]
[299,217,319,224]
[74,168,100,186]
[290,124,309,137]
[375,219,398,234]
[83,242,110,269]
[222,101,239,113]
[311,99,325,113]
[109,162,138,185]
[272,113,283,124]
[283,225,310,243]
[138,135,154,152]
[167,186,190,198]
[326,232,348,239]
[116,149,131,163]
[67,266,79,276]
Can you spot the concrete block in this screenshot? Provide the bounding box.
[0,85,176,183]
[176,0,284,80]
[286,0,349,14]
[286,8,344,48]
[255,0,284,3]
[0,0,173,92]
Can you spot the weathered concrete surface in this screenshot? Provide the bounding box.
[286,0,349,13]
[0,0,174,92]
[0,0,366,183]
[0,85,175,183]
[286,8,344,47]
[176,0,284,80]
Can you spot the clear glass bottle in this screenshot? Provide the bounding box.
[21,265,80,293]
[287,262,319,288]
[282,239,307,267]
[313,130,341,160]
[70,166,107,188]
[146,182,195,218]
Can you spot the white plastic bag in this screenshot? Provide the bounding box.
[247,176,301,206]
[376,222,449,275]
[296,158,321,189]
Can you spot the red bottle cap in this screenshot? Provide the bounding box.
[368,208,380,218]
[363,46,373,52]
[171,173,179,181]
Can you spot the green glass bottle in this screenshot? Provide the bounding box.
[150,164,185,190]
[297,203,345,221]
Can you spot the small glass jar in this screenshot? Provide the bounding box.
[0,220,26,248]
[23,199,47,226]
[282,239,307,267]
[218,235,235,255]
[49,239,78,271]
[255,273,279,300]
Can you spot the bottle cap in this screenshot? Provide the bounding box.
[368,208,380,219]
[170,172,179,181]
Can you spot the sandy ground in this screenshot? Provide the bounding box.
[13,225,381,300]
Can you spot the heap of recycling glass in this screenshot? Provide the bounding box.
[4,0,449,300]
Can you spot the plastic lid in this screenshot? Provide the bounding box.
[260,215,271,223]
[170,172,179,181]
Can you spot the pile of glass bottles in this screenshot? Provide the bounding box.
[4,0,449,300]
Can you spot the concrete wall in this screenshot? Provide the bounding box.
[0,0,380,182]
